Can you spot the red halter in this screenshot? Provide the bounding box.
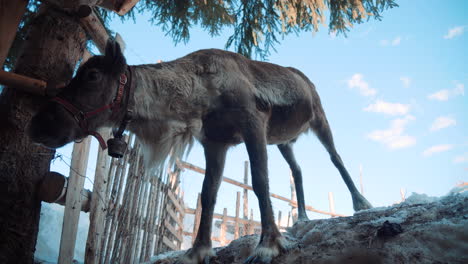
[52,74,128,149]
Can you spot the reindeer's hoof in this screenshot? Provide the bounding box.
[243,254,272,264]
[353,194,373,211]
[175,246,214,264]
[243,236,297,264]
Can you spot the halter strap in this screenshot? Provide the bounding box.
[52,71,130,149]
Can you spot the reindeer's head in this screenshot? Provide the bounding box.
[29,40,127,149]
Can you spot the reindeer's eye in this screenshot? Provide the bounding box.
[86,70,101,82]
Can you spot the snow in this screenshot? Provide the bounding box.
[34,203,89,263]
[149,191,468,264]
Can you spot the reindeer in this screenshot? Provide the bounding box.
[29,40,372,264]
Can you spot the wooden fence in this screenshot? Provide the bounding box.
[53,133,185,264]
[176,160,346,246]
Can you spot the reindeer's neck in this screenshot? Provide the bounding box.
[124,64,203,169]
[130,64,198,121]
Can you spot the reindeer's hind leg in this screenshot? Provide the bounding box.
[178,141,228,264]
[242,115,292,264]
[311,118,372,211]
[277,143,309,221]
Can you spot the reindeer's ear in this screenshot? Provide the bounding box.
[104,39,126,74]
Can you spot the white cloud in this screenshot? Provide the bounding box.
[400,77,411,88]
[428,89,450,101]
[453,82,465,95]
[453,153,468,163]
[367,115,416,149]
[430,116,456,131]
[428,82,464,101]
[364,100,410,116]
[347,74,377,96]
[380,36,402,46]
[422,144,454,157]
[392,36,401,46]
[443,26,466,39]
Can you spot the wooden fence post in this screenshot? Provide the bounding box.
[277,210,282,228]
[220,208,228,246]
[290,171,297,223]
[234,192,240,239]
[243,161,249,219]
[58,137,91,264]
[328,192,335,218]
[85,130,111,264]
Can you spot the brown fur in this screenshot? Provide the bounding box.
[29,40,372,263]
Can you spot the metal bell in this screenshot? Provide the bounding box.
[107,137,127,158]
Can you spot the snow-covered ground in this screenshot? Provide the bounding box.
[35,187,467,263]
[148,189,468,264]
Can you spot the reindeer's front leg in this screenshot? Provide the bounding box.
[242,115,293,264]
[178,141,228,264]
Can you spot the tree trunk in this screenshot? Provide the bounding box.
[0,5,86,264]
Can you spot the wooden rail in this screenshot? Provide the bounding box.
[177,160,346,217]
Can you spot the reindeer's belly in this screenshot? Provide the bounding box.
[266,101,313,144]
[201,109,244,144]
[201,99,312,145]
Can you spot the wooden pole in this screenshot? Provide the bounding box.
[328,192,335,218]
[0,70,46,95]
[234,192,240,239]
[0,0,29,67]
[192,193,202,245]
[243,161,249,219]
[290,171,297,223]
[277,210,282,227]
[78,8,109,53]
[220,208,227,246]
[58,137,92,264]
[400,188,406,202]
[85,131,111,264]
[249,209,254,234]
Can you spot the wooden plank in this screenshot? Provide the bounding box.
[166,206,183,228]
[102,136,130,264]
[328,192,335,218]
[58,137,91,264]
[126,152,145,263]
[79,9,109,54]
[290,171,297,223]
[164,219,183,242]
[243,161,249,219]
[178,161,347,217]
[247,209,254,234]
[141,178,156,261]
[162,236,178,251]
[167,188,184,215]
[85,130,110,264]
[0,0,28,67]
[0,70,47,96]
[117,0,140,15]
[277,210,282,227]
[234,192,240,239]
[219,208,227,246]
[132,171,150,263]
[192,193,202,244]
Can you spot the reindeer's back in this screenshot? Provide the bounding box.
[179,49,316,108]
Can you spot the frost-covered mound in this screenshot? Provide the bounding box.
[148,192,468,264]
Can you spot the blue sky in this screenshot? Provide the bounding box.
[51,0,467,221]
